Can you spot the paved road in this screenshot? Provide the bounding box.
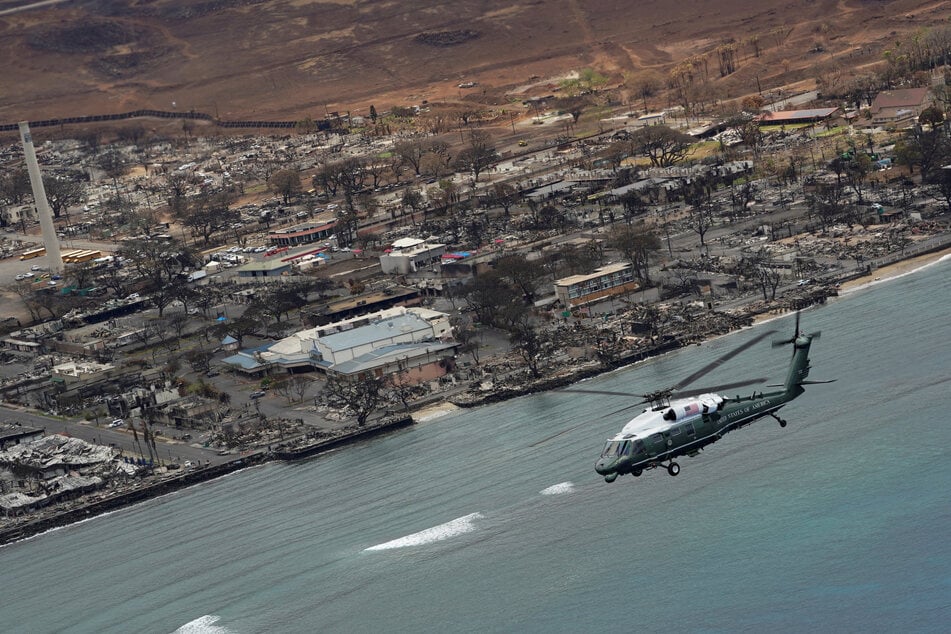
[1,230,119,285]
[3,230,119,253]
[0,404,229,466]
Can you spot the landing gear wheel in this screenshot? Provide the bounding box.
[667,462,680,476]
[632,469,642,477]
[779,419,787,428]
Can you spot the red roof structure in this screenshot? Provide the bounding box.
[756,108,839,125]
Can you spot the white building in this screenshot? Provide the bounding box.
[221,306,454,377]
[1,204,34,228]
[380,237,447,275]
[50,360,116,387]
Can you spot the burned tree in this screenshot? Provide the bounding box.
[629,125,694,168]
[322,373,388,426]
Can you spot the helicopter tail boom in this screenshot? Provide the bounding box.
[782,335,813,395]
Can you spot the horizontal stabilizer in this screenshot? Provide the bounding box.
[768,379,836,388]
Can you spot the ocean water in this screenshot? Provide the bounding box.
[1,257,949,634]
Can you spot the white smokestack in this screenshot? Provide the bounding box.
[18,121,63,273]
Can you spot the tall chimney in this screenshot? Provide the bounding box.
[18,121,63,273]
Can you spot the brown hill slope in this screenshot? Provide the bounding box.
[0,0,944,123]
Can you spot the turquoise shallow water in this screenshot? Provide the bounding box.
[1,257,950,634]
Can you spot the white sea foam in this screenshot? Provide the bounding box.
[540,482,575,495]
[172,614,233,634]
[364,512,483,551]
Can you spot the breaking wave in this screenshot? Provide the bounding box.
[172,614,234,634]
[364,512,483,551]
[540,482,575,495]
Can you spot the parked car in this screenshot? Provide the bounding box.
[109,418,125,428]
[30,264,43,271]
[249,390,266,399]
[14,272,31,281]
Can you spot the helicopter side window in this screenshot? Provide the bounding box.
[683,423,696,437]
[633,440,645,455]
[620,440,632,456]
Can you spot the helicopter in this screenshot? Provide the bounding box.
[565,313,833,482]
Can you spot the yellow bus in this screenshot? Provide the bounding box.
[62,249,103,264]
[20,247,46,261]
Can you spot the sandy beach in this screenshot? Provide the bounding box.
[838,246,951,293]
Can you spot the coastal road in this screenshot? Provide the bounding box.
[0,405,230,466]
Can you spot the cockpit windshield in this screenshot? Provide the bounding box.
[601,440,632,458]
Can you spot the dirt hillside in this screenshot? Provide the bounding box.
[0,0,945,123]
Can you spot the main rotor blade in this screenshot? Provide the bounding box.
[559,388,645,398]
[675,377,767,399]
[604,400,651,418]
[671,329,776,391]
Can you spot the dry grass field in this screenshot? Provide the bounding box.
[0,0,946,124]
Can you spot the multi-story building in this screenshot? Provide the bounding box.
[379,238,447,275]
[554,262,639,308]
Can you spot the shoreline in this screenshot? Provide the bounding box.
[837,246,951,293]
[0,416,413,547]
[3,244,949,548]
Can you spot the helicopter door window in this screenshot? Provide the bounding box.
[683,423,696,437]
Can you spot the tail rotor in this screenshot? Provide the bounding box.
[772,311,821,356]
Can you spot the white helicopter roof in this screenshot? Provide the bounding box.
[612,394,723,440]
